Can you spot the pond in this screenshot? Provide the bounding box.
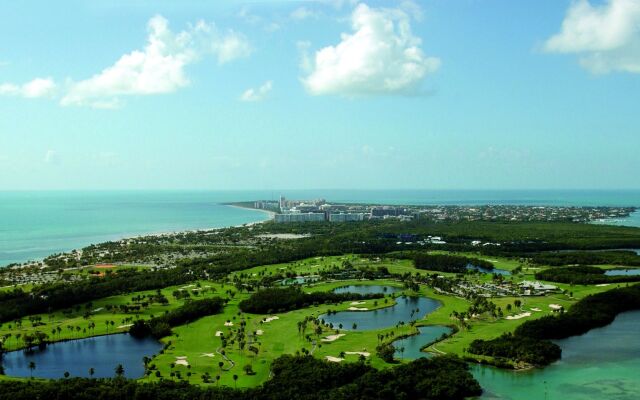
[604,268,640,276]
[392,325,452,360]
[332,284,403,295]
[319,287,441,331]
[281,276,319,285]
[473,310,640,399]
[466,264,511,276]
[1,333,162,379]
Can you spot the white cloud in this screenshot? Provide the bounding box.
[302,3,440,96]
[544,0,640,74]
[0,78,56,98]
[61,15,251,108]
[291,7,320,21]
[44,149,59,164]
[240,80,273,102]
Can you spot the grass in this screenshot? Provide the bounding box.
[0,253,624,388]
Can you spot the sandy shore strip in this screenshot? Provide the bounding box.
[322,333,346,342]
[348,307,369,311]
[505,312,531,320]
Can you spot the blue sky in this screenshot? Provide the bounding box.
[1,0,639,190]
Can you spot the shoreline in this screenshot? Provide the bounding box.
[1,203,273,270]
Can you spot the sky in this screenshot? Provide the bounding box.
[1,0,640,190]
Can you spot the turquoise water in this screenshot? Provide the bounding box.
[0,191,271,267]
[473,311,640,400]
[2,190,639,267]
[392,325,452,360]
[605,269,640,276]
[1,333,162,379]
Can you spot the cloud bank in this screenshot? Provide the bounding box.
[61,15,251,108]
[302,3,440,96]
[0,78,56,98]
[240,80,273,101]
[544,0,640,74]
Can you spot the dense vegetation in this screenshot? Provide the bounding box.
[238,287,384,314]
[0,269,194,323]
[468,334,561,366]
[129,297,224,338]
[515,284,640,339]
[535,265,640,284]
[531,250,640,266]
[0,355,481,400]
[469,284,640,366]
[411,253,494,273]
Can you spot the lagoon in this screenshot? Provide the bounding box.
[473,310,640,400]
[1,333,162,379]
[392,325,452,360]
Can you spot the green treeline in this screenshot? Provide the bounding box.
[129,297,224,339]
[238,287,384,314]
[515,284,640,339]
[0,355,481,400]
[468,284,640,366]
[535,266,640,284]
[531,251,640,266]
[468,334,561,366]
[411,253,494,273]
[0,269,194,323]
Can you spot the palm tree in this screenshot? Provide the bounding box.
[115,364,124,377]
[233,374,238,388]
[89,367,95,378]
[28,361,36,378]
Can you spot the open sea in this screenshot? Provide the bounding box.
[1,189,640,267]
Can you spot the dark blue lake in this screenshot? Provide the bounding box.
[1,333,162,379]
[467,264,511,275]
[319,290,441,331]
[392,325,452,360]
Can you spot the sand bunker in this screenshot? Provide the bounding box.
[262,316,279,323]
[175,359,189,366]
[596,284,611,287]
[345,351,370,357]
[215,331,224,337]
[117,324,133,329]
[530,307,542,312]
[505,312,531,320]
[348,307,368,311]
[200,353,215,358]
[256,329,264,335]
[322,334,346,342]
[92,307,104,312]
[325,356,343,362]
[350,301,366,305]
[549,304,562,310]
[224,321,234,326]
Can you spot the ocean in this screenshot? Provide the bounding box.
[1,189,640,267]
